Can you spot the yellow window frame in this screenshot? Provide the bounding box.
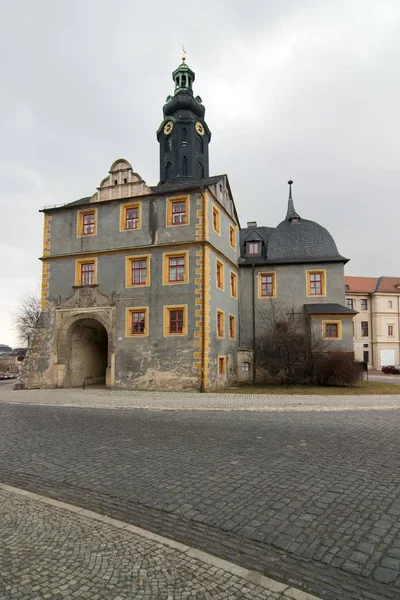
[75,257,98,286]
[216,309,225,338]
[306,269,326,297]
[163,304,188,336]
[120,202,142,232]
[166,195,190,226]
[212,205,221,235]
[229,225,236,250]
[216,259,225,291]
[230,271,238,299]
[77,208,97,237]
[322,320,342,340]
[229,314,236,340]
[218,355,226,375]
[163,250,189,285]
[125,306,149,337]
[125,254,151,288]
[258,272,276,298]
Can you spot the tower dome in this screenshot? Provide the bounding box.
[267,181,346,263]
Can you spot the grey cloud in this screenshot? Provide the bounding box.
[1,0,399,344]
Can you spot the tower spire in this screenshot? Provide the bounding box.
[157,57,211,183]
[286,180,300,221]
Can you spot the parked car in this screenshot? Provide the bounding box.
[382,365,400,374]
[0,373,5,380]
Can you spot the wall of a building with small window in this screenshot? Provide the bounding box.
[239,261,347,350]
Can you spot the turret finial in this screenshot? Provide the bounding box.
[181,43,187,62]
[286,180,300,221]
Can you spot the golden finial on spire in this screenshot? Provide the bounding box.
[181,43,187,62]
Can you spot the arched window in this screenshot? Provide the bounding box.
[165,161,172,180]
[182,156,188,177]
[196,135,204,153]
[182,128,187,144]
[181,75,186,87]
[197,162,204,179]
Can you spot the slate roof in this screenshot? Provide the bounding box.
[266,218,347,263]
[151,175,224,194]
[239,185,348,266]
[304,303,357,315]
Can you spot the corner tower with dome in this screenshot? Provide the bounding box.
[237,181,356,380]
[20,57,354,392]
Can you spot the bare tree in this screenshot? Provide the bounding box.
[12,293,41,346]
[255,300,334,384]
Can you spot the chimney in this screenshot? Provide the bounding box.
[247,221,257,228]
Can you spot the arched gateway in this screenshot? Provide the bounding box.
[65,318,108,387]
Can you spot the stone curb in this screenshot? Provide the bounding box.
[0,483,322,600]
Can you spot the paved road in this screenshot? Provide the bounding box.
[1,486,292,600]
[1,392,400,599]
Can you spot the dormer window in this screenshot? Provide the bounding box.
[247,242,261,256]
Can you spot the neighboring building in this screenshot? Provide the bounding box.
[345,276,400,368]
[21,56,354,391]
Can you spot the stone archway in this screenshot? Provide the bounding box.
[66,318,108,387]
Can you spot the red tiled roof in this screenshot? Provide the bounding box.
[345,276,377,293]
[376,277,400,293]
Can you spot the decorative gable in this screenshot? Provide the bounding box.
[90,158,151,203]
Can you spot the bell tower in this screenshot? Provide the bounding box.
[157,52,211,183]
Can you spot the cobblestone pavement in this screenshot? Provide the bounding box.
[1,391,400,599]
[2,386,400,411]
[1,487,301,600]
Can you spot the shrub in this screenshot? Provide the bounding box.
[314,353,362,387]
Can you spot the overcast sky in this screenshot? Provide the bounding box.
[1,0,399,347]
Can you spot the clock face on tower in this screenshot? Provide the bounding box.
[195,122,205,136]
[163,121,174,135]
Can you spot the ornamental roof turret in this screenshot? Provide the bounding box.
[157,51,211,184]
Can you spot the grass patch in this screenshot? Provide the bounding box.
[221,381,400,395]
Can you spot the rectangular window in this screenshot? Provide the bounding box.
[169,256,185,282]
[242,362,250,372]
[259,273,276,298]
[132,311,146,334]
[125,307,149,337]
[75,258,97,286]
[218,356,226,375]
[323,320,342,340]
[126,206,139,229]
[307,270,326,296]
[360,299,368,310]
[217,310,225,338]
[83,212,95,235]
[325,323,338,338]
[389,301,393,308]
[388,325,394,336]
[216,260,224,290]
[172,201,186,224]
[167,196,189,226]
[81,262,94,285]
[212,206,221,234]
[346,298,354,309]
[361,321,369,337]
[120,203,141,231]
[247,242,261,255]
[77,209,97,237]
[230,271,237,299]
[163,251,189,285]
[132,259,147,285]
[125,255,150,287]
[163,305,188,336]
[229,225,236,250]
[229,314,236,339]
